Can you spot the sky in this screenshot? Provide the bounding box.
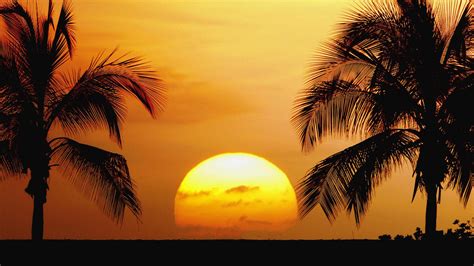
[0,0,472,239]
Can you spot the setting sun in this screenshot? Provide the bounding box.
[175,153,297,234]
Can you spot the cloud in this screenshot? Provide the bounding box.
[221,200,243,208]
[225,185,260,194]
[176,225,242,239]
[176,190,212,200]
[154,10,230,27]
[156,76,255,125]
[221,198,262,208]
[81,1,231,27]
[239,216,272,225]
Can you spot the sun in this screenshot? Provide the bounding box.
[175,153,297,234]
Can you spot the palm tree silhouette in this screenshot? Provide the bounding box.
[292,0,472,239]
[0,0,164,240]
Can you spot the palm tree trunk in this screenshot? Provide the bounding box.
[27,166,49,240]
[32,193,45,240]
[424,182,437,239]
[421,124,442,240]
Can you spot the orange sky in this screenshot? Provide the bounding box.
[0,0,472,239]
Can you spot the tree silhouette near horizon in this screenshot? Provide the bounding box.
[0,0,164,240]
[292,0,472,238]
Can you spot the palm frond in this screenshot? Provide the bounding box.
[49,70,126,145]
[297,129,419,224]
[340,0,399,51]
[0,50,39,176]
[47,50,165,145]
[0,2,35,87]
[51,0,75,60]
[0,53,34,115]
[0,1,59,115]
[307,0,400,83]
[0,140,23,179]
[442,76,474,204]
[446,134,473,205]
[292,77,374,151]
[298,1,423,150]
[51,137,141,223]
[41,0,54,50]
[292,70,421,152]
[0,1,35,40]
[436,0,472,65]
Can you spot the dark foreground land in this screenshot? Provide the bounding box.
[0,240,472,265]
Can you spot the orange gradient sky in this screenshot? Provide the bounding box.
[0,0,472,239]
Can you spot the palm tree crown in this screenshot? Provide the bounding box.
[0,0,165,239]
[292,0,472,237]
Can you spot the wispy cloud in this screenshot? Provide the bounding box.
[221,200,243,208]
[239,216,272,225]
[225,185,260,194]
[157,75,255,125]
[154,10,230,27]
[176,190,212,200]
[221,199,262,208]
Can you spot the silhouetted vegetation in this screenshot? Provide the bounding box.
[293,0,473,239]
[0,0,164,240]
[378,234,392,241]
[378,219,473,240]
[444,219,473,240]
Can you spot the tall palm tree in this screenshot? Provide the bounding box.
[292,0,472,239]
[0,0,165,240]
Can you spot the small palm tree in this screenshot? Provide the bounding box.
[292,0,472,238]
[0,0,164,240]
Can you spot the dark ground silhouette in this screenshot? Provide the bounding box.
[0,240,472,264]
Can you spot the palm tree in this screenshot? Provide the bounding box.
[0,0,165,240]
[292,0,472,239]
